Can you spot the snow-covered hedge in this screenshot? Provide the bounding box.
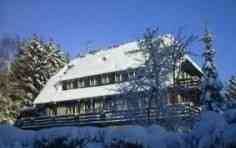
[0,110,236,148]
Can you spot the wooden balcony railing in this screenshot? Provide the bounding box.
[15,103,200,130]
[176,78,201,89]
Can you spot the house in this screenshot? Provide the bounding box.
[16,35,202,129]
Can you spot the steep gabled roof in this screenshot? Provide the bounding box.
[34,36,202,104]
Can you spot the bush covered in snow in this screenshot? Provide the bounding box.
[0,111,236,148]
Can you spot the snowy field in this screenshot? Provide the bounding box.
[0,111,236,148]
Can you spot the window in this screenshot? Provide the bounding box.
[89,77,97,86]
[115,99,124,111]
[73,80,78,88]
[84,100,91,113]
[115,73,122,82]
[109,73,115,83]
[78,79,85,88]
[128,71,136,80]
[96,75,102,85]
[95,99,103,112]
[104,98,113,111]
[84,78,90,87]
[66,81,73,89]
[62,82,67,90]
[80,101,85,114]
[102,74,110,84]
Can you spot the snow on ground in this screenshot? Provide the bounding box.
[0,111,236,148]
[224,109,236,124]
[0,125,35,148]
[191,112,228,148]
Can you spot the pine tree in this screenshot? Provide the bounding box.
[227,74,236,100]
[0,35,20,123]
[10,35,68,106]
[200,29,224,112]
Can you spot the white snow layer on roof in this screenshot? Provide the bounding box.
[34,36,201,104]
[61,41,144,81]
[184,54,203,73]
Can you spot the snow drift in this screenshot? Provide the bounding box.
[0,111,236,148]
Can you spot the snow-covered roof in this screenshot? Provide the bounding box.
[184,55,203,74]
[60,41,143,81]
[34,36,202,104]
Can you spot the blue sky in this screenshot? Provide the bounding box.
[0,0,235,81]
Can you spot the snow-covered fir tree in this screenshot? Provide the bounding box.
[227,74,236,100]
[200,29,225,112]
[10,35,68,106]
[0,36,20,123]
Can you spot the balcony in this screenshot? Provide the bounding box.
[15,103,200,130]
[176,77,201,89]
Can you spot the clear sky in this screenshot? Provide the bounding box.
[0,0,235,81]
